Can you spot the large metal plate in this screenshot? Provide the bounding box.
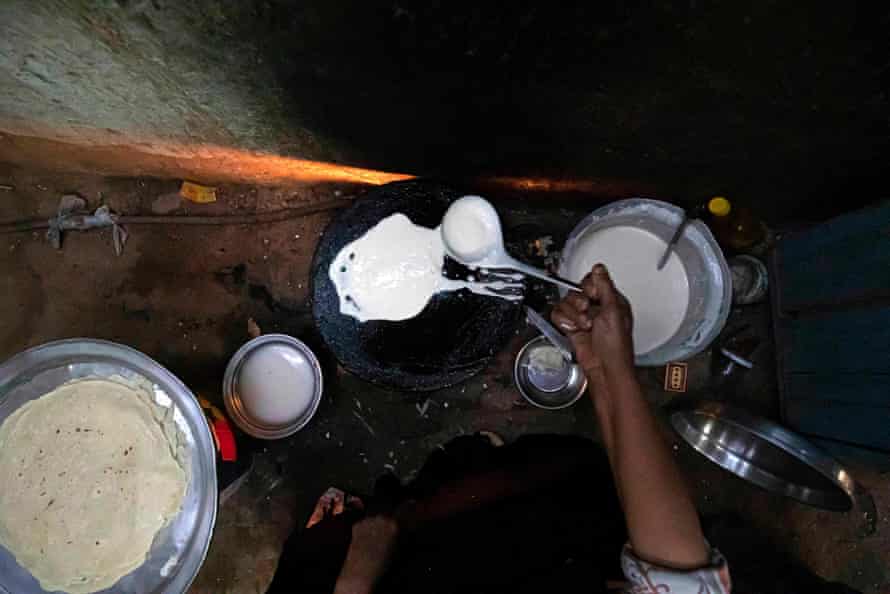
[0,339,217,594]
[671,402,855,511]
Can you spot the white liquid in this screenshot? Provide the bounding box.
[527,344,570,392]
[565,225,690,355]
[329,213,445,322]
[441,195,500,262]
[528,344,568,374]
[238,344,316,425]
[329,212,521,322]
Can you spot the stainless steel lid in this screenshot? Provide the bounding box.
[223,334,323,440]
[671,402,855,510]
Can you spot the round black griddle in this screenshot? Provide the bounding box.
[311,180,523,391]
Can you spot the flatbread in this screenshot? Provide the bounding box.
[0,378,187,594]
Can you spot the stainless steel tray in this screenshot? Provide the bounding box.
[0,339,217,594]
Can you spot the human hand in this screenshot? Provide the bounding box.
[551,264,634,379]
[334,515,399,594]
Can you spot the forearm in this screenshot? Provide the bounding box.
[334,546,382,594]
[333,572,374,594]
[333,516,398,594]
[590,366,708,569]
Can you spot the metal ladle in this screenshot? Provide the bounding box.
[441,196,583,292]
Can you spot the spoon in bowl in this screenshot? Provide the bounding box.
[441,196,583,293]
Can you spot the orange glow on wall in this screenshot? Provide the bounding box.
[0,133,653,200]
[483,176,652,194]
[0,134,416,187]
[202,148,416,185]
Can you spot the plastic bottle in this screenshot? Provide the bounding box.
[706,196,767,254]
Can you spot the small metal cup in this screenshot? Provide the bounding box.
[514,336,587,410]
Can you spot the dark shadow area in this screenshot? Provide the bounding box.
[705,513,862,594]
[268,434,861,593]
[221,1,890,224]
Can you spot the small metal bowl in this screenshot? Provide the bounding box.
[514,336,587,410]
[223,334,323,439]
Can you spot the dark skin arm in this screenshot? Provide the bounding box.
[552,264,709,569]
[333,515,399,594]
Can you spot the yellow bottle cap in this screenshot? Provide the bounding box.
[708,196,731,217]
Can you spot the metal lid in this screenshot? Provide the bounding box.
[671,402,855,510]
[223,334,323,440]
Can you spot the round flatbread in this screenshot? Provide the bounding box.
[0,378,187,594]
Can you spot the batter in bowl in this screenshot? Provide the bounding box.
[564,225,689,355]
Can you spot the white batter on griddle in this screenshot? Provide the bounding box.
[565,225,690,355]
[329,213,520,322]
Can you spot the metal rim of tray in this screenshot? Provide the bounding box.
[0,338,217,594]
[671,402,855,511]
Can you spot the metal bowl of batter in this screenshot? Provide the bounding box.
[0,339,217,594]
[559,198,731,366]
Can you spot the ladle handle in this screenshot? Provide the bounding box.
[507,258,584,293]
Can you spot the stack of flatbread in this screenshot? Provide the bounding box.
[0,378,186,594]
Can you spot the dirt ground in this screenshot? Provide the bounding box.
[0,163,887,593]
